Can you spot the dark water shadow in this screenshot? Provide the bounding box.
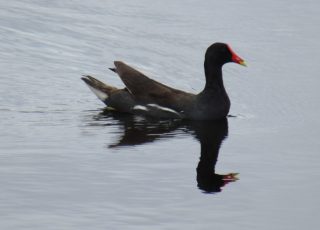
[91,110,239,193]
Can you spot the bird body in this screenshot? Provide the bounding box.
[82,43,245,120]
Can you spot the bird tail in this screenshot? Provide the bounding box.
[81,75,118,102]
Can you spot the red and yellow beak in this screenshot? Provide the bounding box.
[227,45,247,67]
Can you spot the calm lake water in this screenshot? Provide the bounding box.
[0,0,319,229]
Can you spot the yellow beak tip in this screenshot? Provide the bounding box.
[239,61,247,67]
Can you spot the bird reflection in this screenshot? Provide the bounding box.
[189,118,238,193]
[91,109,238,193]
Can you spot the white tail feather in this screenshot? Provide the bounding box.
[87,85,108,101]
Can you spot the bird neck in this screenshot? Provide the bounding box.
[204,63,224,90]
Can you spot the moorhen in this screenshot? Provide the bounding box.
[82,43,246,120]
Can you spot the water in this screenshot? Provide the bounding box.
[0,0,319,229]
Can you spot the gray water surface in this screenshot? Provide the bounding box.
[0,0,319,229]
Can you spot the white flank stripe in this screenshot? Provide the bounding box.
[133,105,148,111]
[88,85,108,101]
[147,104,180,115]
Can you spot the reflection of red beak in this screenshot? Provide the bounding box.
[227,45,247,66]
[222,173,240,181]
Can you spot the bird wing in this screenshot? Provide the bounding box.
[112,61,194,108]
